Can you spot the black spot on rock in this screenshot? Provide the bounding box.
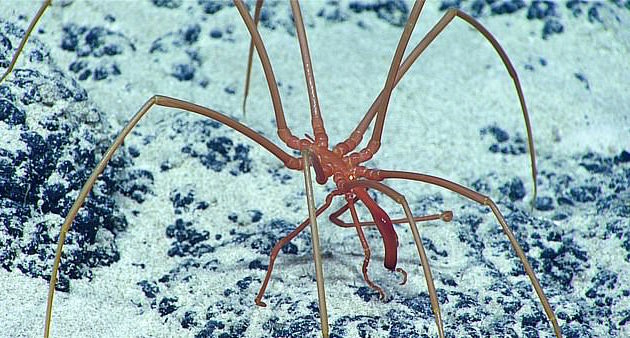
[500,177,526,201]
[172,63,195,81]
[574,72,590,90]
[0,99,25,126]
[137,280,160,298]
[119,169,154,203]
[248,259,267,270]
[152,0,182,9]
[535,196,554,211]
[614,150,630,165]
[527,0,558,19]
[198,0,225,14]
[236,276,253,290]
[349,0,409,27]
[158,297,178,316]
[490,0,526,15]
[165,218,213,258]
[249,209,263,223]
[482,125,510,143]
[60,23,134,81]
[317,2,349,22]
[181,311,196,329]
[569,185,601,203]
[542,18,564,39]
[209,28,222,39]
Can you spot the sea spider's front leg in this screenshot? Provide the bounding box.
[43,95,300,338]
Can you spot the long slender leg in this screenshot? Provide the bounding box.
[43,95,299,338]
[374,170,562,338]
[345,195,386,300]
[301,150,329,338]
[242,1,330,147]
[233,0,302,150]
[0,0,52,84]
[336,8,537,199]
[255,190,339,307]
[290,0,328,147]
[364,0,426,157]
[329,197,452,228]
[342,180,445,338]
[241,0,263,117]
[242,1,331,148]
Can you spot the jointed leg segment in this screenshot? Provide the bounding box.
[254,190,339,307]
[329,200,453,228]
[234,0,302,150]
[374,170,562,338]
[336,6,538,200]
[43,95,299,337]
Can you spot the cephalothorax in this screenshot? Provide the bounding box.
[2,1,563,337]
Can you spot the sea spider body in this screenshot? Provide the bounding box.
[289,135,402,271]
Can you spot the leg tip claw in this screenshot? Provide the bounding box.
[396,267,408,285]
[441,210,453,222]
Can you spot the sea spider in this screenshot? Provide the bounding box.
[1,1,563,337]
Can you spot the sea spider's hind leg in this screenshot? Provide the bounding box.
[241,0,263,117]
[0,0,52,84]
[345,195,386,300]
[376,170,563,338]
[44,95,299,338]
[254,190,339,307]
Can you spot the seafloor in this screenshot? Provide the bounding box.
[1,1,629,337]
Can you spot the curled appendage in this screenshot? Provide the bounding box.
[396,267,407,285]
[441,210,453,222]
[361,263,386,301]
[357,229,386,300]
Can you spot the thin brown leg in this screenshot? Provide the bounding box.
[242,0,264,117]
[301,150,329,338]
[0,0,52,84]
[255,190,339,307]
[337,8,537,199]
[290,0,328,147]
[43,95,299,338]
[374,170,562,338]
[329,196,452,228]
[365,0,426,157]
[341,180,445,338]
[233,0,302,150]
[346,195,386,300]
